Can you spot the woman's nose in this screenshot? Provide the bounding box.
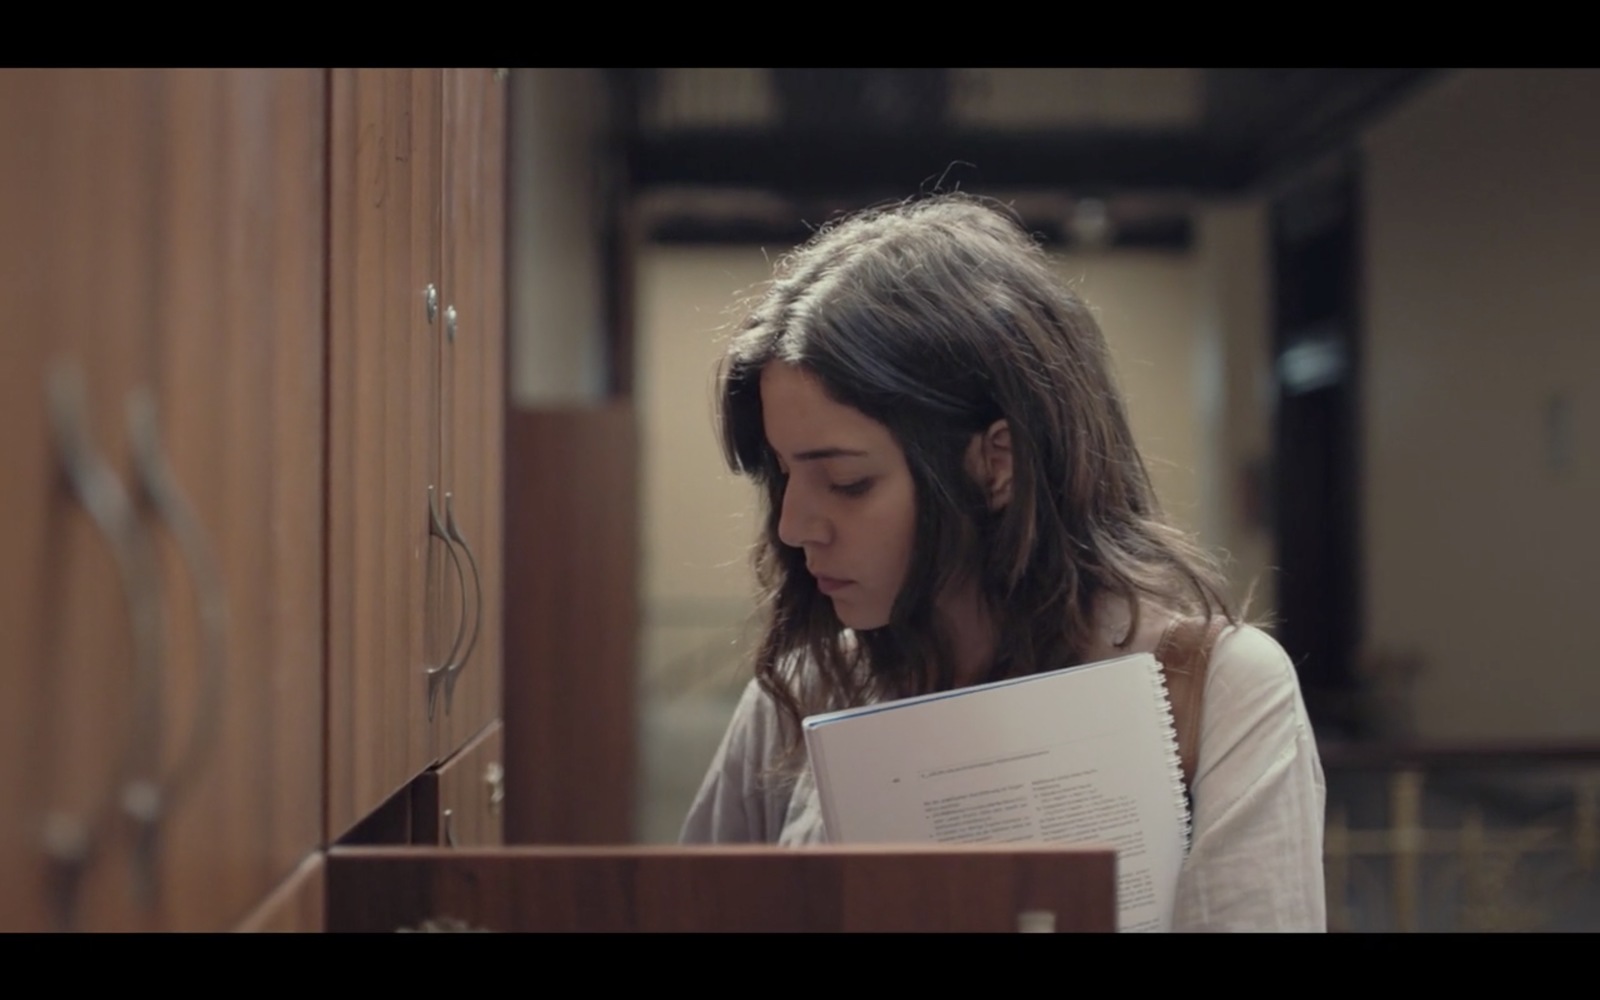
[777,482,828,549]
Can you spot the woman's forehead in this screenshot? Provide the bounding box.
[759,363,893,459]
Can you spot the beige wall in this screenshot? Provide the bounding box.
[1046,251,1206,540]
[634,247,770,703]
[634,247,773,841]
[1361,69,1600,739]
[1195,200,1275,617]
[507,68,609,406]
[635,247,769,613]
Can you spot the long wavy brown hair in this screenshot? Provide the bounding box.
[716,193,1237,769]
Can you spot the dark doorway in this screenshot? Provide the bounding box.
[1269,157,1365,736]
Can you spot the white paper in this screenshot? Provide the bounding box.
[804,654,1187,932]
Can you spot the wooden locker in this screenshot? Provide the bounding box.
[326,68,444,842]
[139,68,327,930]
[2,69,171,931]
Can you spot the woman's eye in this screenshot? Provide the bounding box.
[830,479,872,497]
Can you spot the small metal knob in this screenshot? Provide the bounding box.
[424,284,439,324]
[444,305,458,343]
[485,761,505,817]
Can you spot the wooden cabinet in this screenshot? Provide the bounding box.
[2,69,160,932]
[326,67,443,843]
[1,66,506,932]
[142,68,327,933]
[325,68,505,843]
[1,69,327,931]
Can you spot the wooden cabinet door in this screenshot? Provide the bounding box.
[1,69,166,931]
[325,845,1116,932]
[139,69,327,930]
[3,68,330,932]
[327,66,506,834]
[327,68,444,842]
[435,68,507,758]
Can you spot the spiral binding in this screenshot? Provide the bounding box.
[1147,656,1193,855]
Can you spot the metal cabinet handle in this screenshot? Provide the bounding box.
[44,361,165,923]
[124,386,232,907]
[441,493,482,714]
[426,485,469,722]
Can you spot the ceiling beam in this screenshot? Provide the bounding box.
[622,70,1445,205]
[630,128,1236,200]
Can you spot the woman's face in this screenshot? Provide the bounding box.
[760,362,916,631]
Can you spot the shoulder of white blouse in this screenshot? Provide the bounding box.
[1204,622,1302,698]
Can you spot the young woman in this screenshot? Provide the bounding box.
[679,194,1327,931]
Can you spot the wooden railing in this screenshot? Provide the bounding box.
[1320,741,1600,932]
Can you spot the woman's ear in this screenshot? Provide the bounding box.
[966,419,1013,510]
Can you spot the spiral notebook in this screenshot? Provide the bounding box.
[802,653,1189,932]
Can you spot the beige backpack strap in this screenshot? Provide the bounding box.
[1153,615,1230,791]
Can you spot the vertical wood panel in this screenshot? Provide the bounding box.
[408,69,445,768]
[325,846,1116,932]
[504,406,638,844]
[0,68,148,928]
[327,69,436,841]
[149,69,326,930]
[1,70,159,931]
[440,68,506,757]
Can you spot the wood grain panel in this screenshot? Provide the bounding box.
[146,68,327,931]
[438,67,506,756]
[325,845,1116,932]
[407,70,446,766]
[233,853,325,932]
[503,405,638,844]
[1,70,161,931]
[327,69,439,841]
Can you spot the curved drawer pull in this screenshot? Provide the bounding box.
[441,493,482,714]
[426,485,469,722]
[125,387,232,905]
[45,361,165,920]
